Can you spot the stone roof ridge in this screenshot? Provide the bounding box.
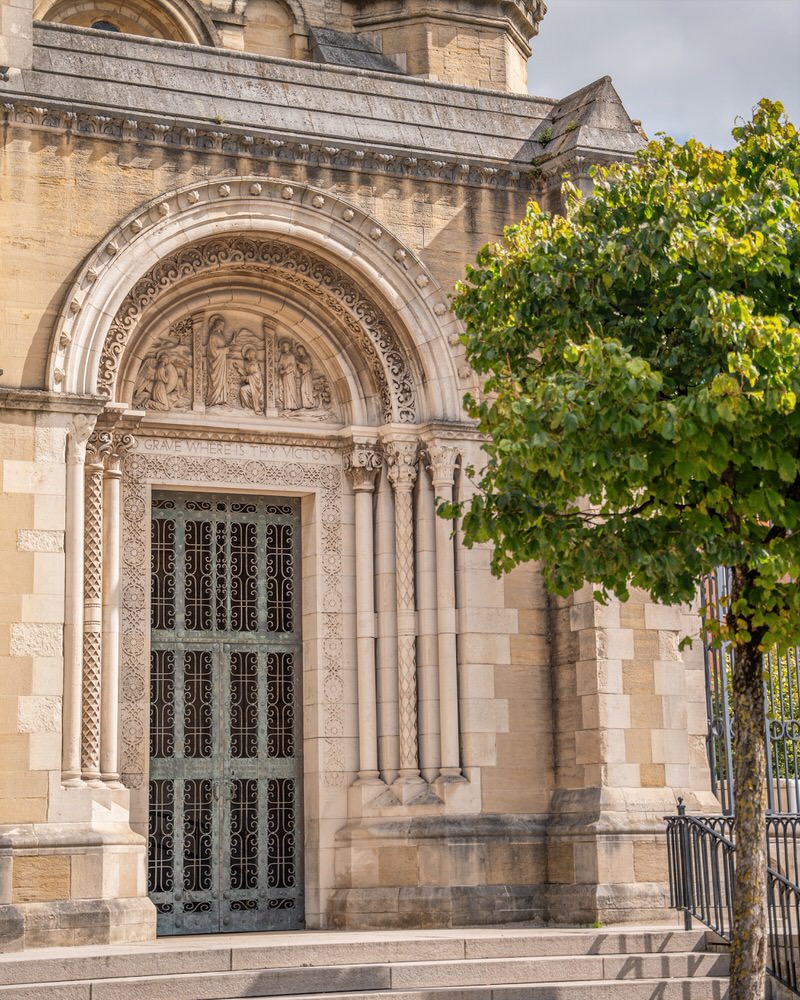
[308,27,406,76]
[530,74,646,166]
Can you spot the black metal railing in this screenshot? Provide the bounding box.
[667,800,800,994]
[702,567,800,816]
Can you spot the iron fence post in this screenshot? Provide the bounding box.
[677,798,692,930]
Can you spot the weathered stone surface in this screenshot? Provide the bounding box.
[12,856,71,903]
[9,623,62,657]
[16,530,64,553]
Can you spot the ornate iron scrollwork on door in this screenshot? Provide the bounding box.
[148,492,303,934]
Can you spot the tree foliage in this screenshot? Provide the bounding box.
[447,100,800,1000]
[452,100,800,652]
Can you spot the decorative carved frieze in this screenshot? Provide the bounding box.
[119,441,345,790]
[1,101,542,194]
[131,311,335,421]
[100,237,415,424]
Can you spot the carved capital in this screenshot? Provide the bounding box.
[85,430,114,470]
[426,444,459,488]
[386,441,418,492]
[105,432,137,475]
[344,445,382,492]
[66,414,97,465]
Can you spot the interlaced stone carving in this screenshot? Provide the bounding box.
[81,430,113,782]
[119,440,344,794]
[99,237,416,423]
[386,440,420,775]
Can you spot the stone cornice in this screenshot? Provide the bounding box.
[0,387,107,413]
[0,99,544,194]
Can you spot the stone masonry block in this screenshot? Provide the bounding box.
[547,843,576,884]
[12,855,71,903]
[16,529,64,552]
[644,604,683,631]
[640,763,666,788]
[622,659,655,694]
[17,695,60,733]
[9,623,62,658]
[633,840,669,882]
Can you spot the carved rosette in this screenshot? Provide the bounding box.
[386,440,420,775]
[343,445,382,492]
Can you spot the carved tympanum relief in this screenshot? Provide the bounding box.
[132,312,336,421]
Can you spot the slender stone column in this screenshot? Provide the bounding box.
[100,432,134,786]
[386,440,421,782]
[374,470,399,783]
[428,444,462,777]
[344,443,383,783]
[62,414,97,786]
[414,464,441,781]
[82,429,112,786]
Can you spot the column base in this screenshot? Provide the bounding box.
[544,786,721,925]
[330,813,548,928]
[0,819,155,952]
[0,897,156,951]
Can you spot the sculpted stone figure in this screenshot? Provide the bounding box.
[206,314,235,406]
[296,345,317,409]
[148,352,181,410]
[236,343,264,414]
[277,339,301,411]
[133,348,184,410]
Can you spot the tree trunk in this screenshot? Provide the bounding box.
[729,567,769,1000]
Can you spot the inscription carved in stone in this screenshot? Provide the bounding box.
[132,311,335,421]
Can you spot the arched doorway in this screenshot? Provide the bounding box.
[49,177,466,931]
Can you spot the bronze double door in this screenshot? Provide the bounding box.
[147,491,303,934]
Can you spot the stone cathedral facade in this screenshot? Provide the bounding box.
[0,0,719,950]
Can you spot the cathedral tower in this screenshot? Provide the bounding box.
[353,0,546,92]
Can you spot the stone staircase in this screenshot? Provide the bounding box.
[0,926,730,999]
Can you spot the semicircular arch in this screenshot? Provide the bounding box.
[50,177,463,424]
[35,0,219,45]
[116,260,390,427]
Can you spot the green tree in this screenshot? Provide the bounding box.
[446,101,800,1000]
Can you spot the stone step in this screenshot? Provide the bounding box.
[0,928,709,986]
[0,951,730,1000]
[231,984,730,1000]
[0,927,730,1000]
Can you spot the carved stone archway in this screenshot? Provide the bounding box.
[49,176,463,424]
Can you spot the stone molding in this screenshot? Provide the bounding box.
[47,176,463,423]
[118,438,345,791]
[99,235,415,424]
[1,100,543,194]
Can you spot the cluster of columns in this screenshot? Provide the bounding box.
[62,415,135,788]
[344,437,461,790]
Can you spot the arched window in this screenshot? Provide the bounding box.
[35,0,218,45]
[242,0,295,59]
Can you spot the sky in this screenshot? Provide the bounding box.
[528,0,800,149]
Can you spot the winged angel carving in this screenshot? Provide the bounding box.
[133,313,335,420]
